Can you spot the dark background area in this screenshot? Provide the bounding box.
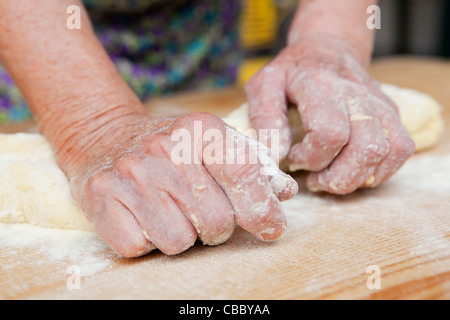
[265,0,450,58]
[372,0,449,57]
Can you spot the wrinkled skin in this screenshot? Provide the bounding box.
[246,35,416,194]
[65,112,298,257]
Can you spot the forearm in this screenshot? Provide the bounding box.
[288,0,377,67]
[0,0,145,171]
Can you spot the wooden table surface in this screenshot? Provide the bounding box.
[0,56,449,300]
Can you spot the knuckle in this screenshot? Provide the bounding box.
[114,154,143,176]
[362,138,390,163]
[174,112,224,131]
[392,135,416,159]
[329,183,356,195]
[142,134,167,155]
[114,156,138,174]
[331,180,360,195]
[84,169,114,195]
[332,127,351,147]
[188,112,219,124]
[320,172,359,195]
[316,122,350,148]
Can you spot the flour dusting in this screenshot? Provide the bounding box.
[0,223,113,277]
[389,153,450,191]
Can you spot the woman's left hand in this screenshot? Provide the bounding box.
[245,35,415,194]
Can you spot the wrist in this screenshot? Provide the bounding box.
[44,101,147,177]
[287,33,372,69]
[288,0,376,68]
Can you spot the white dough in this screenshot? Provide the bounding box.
[0,83,444,231]
[0,133,93,231]
[379,83,445,151]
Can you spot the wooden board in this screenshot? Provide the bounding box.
[0,56,449,300]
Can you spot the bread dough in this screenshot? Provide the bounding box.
[223,83,445,159]
[0,83,444,231]
[379,83,444,151]
[0,133,93,231]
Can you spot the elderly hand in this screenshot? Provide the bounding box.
[60,112,298,257]
[245,35,415,194]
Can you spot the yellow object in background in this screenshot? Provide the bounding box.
[238,0,279,86]
[240,0,278,50]
[238,0,299,86]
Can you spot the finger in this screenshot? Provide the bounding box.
[268,170,299,201]
[204,129,288,241]
[79,169,156,258]
[146,131,236,246]
[135,190,198,255]
[307,117,390,194]
[96,199,157,258]
[170,113,295,241]
[256,138,299,200]
[115,155,197,255]
[362,110,415,188]
[173,162,236,246]
[286,73,350,172]
[245,62,292,159]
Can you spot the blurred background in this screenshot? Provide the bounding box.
[238,0,450,85]
[1,0,449,124]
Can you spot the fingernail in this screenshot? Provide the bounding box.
[256,223,286,241]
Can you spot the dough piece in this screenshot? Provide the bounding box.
[0,133,93,231]
[223,83,445,170]
[380,83,445,151]
[0,84,444,231]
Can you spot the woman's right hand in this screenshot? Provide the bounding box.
[60,111,298,257]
